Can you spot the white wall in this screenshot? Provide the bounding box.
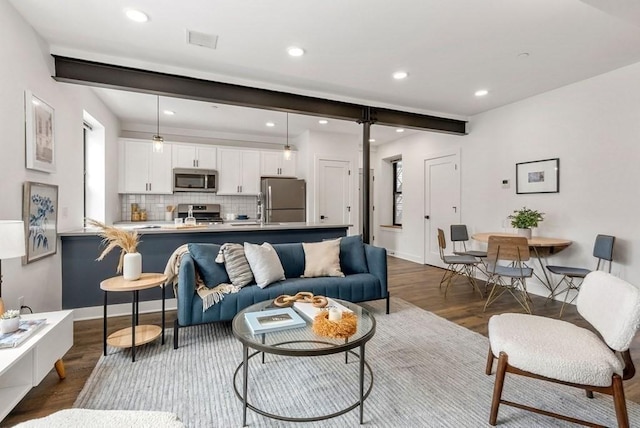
[296,130,361,235]
[374,60,640,291]
[0,2,120,311]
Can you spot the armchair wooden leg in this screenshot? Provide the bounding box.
[485,347,494,375]
[490,352,508,426]
[612,375,630,428]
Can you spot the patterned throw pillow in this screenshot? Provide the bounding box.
[302,238,345,278]
[215,243,253,287]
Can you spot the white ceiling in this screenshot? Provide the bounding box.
[9,0,640,143]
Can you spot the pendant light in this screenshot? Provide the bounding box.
[283,112,292,160]
[152,95,164,153]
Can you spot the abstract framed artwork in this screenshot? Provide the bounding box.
[516,158,560,194]
[25,90,56,173]
[22,181,58,264]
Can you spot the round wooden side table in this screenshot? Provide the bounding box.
[100,273,167,362]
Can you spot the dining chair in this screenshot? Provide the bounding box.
[437,228,482,298]
[483,235,533,314]
[485,271,640,427]
[546,234,615,317]
[450,224,488,274]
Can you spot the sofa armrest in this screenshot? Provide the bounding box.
[177,253,197,326]
[364,244,388,296]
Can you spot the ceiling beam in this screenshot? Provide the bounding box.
[53,56,467,135]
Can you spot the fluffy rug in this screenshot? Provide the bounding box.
[13,409,184,427]
[74,298,640,427]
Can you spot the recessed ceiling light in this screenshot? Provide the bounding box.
[475,89,489,97]
[369,138,376,143]
[125,9,148,23]
[396,128,405,133]
[393,71,408,80]
[318,119,328,125]
[163,110,175,116]
[287,46,305,57]
[265,122,275,127]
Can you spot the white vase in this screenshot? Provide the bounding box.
[123,252,142,280]
[517,228,532,239]
[0,317,20,334]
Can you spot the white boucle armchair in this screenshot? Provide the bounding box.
[485,271,640,427]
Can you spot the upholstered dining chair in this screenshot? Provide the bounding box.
[546,234,615,317]
[483,235,533,314]
[437,228,482,298]
[485,271,640,427]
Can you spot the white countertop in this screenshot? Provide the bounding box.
[59,222,351,237]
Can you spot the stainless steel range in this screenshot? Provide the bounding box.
[176,203,223,224]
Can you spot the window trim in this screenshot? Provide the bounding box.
[392,159,402,226]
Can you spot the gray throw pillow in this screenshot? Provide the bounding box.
[243,242,285,288]
[216,243,253,287]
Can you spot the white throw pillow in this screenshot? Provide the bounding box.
[302,238,345,278]
[243,242,286,288]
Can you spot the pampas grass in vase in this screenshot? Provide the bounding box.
[86,218,142,279]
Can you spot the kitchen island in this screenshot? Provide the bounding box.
[59,223,348,310]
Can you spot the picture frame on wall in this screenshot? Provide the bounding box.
[516,158,560,194]
[22,181,58,264]
[25,90,56,173]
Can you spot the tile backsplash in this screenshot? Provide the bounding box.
[120,193,259,222]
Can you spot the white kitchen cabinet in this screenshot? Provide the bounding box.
[119,139,173,194]
[217,148,260,195]
[260,150,297,177]
[172,143,217,170]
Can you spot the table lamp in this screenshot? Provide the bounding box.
[0,220,26,315]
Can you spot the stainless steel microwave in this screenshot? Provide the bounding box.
[173,168,217,192]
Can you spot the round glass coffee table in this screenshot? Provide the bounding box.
[232,298,376,426]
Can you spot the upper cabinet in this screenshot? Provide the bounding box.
[217,148,260,195]
[119,139,173,194]
[172,143,217,170]
[260,150,297,177]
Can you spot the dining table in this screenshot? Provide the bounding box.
[471,232,572,298]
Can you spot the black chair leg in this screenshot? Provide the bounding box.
[386,293,391,314]
[173,319,180,349]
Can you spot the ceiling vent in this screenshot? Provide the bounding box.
[186,30,218,49]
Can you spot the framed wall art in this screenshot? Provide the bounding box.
[22,181,58,264]
[25,90,56,173]
[516,158,559,194]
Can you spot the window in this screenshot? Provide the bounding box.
[392,159,403,225]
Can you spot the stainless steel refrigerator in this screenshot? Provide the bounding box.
[261,178,306,222]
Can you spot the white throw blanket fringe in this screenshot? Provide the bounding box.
[164,244,240,312]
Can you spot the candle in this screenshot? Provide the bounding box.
[328,308,342,322]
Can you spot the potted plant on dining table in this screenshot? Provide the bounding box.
[508,207,544,239]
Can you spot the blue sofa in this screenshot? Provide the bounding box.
[174,237,389,348]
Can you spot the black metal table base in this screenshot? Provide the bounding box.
[233,340,374,426]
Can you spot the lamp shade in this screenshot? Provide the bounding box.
[0,221,26,260]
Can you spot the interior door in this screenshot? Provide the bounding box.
[424,153,461,266]
[318,159,350,224]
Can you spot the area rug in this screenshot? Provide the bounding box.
[74,298,640,427]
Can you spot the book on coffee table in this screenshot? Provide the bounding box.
[293,298,353,322]
[244,307,306,334]
[0,318,47,349]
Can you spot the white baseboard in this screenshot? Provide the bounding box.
[72,298,177,321]
[387,251,423,264]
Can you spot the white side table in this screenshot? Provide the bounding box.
[0,310,73,422]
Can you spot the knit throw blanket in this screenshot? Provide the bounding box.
[164,244,240,312]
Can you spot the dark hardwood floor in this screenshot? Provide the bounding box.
[3,256,640,426]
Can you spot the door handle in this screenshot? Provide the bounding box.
[424,215,430,219]
[453,206,457,213]
[320,215,326,220]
